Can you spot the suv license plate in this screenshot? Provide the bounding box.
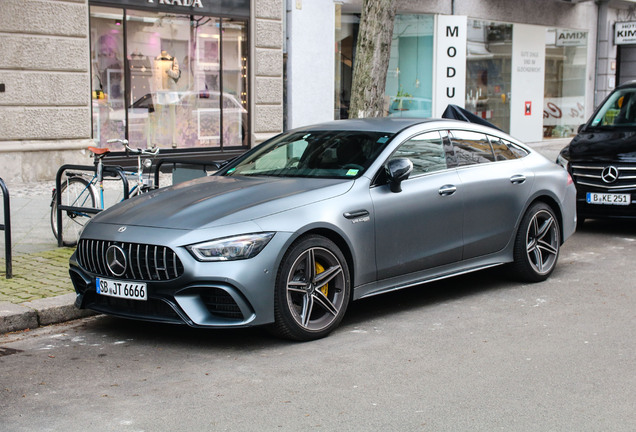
[97,277,147,301]
[586,192,630,206]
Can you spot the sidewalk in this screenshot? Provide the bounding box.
[0,138,571,334]
[0,180,96,333]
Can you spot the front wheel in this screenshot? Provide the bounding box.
[50,176,97,247]
[511,202,561,282]
[271,235,351,341]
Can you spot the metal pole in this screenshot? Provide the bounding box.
[0,178,12,279]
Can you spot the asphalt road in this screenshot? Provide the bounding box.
[1,219,634,431]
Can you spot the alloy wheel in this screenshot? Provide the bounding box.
[525,209,559,275]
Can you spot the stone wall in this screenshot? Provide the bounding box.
[253,0,284,144]
[0,0,285,182]
[0,0,92,182]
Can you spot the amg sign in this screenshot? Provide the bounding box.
[615,22,636,45]
[556,30,587,47]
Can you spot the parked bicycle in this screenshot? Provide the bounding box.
[51,139,160,246]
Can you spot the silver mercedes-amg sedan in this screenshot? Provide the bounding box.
[69,117,576,340]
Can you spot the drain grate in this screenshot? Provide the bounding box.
[0,347,23,357]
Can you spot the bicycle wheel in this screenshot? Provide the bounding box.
[50,176,98,247]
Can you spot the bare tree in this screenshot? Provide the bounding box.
[348,0,397,118]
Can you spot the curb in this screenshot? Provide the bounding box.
[0,293,96,334]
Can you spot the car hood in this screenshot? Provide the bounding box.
[91,175,352,230]
[566,129,636,163]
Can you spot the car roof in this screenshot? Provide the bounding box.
[289,117,438,134]
[616,80,636,89]
[287,117,508,136]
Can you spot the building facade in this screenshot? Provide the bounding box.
[290,0,636,142]
[2,0,636,181]
[0,0,284,182]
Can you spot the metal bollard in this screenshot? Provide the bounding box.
[0,177,12,279]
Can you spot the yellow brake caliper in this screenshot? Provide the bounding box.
[315,262,328,297]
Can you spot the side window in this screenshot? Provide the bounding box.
[507,141,529,158]
[449,130,495,166]
[489,135,529,160]
[391,131,447,176]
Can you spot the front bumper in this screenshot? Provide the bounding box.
[570,162,636,220]
[574,188,636,220]
[69,229,293,329]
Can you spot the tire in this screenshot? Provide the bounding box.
[271,235,351,341]
[511,202,561,282]
[50,176,97,247]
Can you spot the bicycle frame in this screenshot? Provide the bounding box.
[54,164,129,247]
[53,139,159,246]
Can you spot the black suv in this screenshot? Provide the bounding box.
[557,81,636,225]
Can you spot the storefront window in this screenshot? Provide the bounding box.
[544,29,587,138]
[90,6,248,150]
[385,15,434,118]
[90,7,125,144]
[335,12,359,119]
[466,20,512,132]
[221,19,249,147]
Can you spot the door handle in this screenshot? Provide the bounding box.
[438,185,457,196]
[344,210,369,219]
[510,174,526,184]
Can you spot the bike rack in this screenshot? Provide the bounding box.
[154,159,222,187]
[0,177,12,279]
[55,164,129,247]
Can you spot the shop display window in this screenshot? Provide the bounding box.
[90,6,248,150]
[466,20,512,132]
[334,13,434,119]
[334,9,359,119]
[544,29,587,138]
[385,15,434,119]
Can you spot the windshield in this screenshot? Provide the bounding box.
[590,87,636,128]
[223,130,394,179]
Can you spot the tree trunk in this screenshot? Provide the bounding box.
[349,0,397,118]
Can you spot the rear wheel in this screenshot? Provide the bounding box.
[50,176,97,247]
[511,202,561,282]
[271,235,351,341]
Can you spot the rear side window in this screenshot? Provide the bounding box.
[391,131,447,176]
[448,130,495,166]
[489,136,528,160]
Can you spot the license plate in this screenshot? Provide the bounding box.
[586,192,630,206]
[96,277,147,301]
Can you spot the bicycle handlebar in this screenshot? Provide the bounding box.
[106,139,160,157]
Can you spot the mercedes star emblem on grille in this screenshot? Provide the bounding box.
[106,245,127,277]
[601,166,619,184]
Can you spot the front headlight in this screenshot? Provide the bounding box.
[556,154,570,171]
[187,232,275,262]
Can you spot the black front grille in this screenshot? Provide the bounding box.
[571,163,636,190]
[77,239,184,281]
[199,288,244,320]
[87,292,183,323]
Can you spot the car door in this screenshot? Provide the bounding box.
[449,130,534,259]
[371,130,463,281]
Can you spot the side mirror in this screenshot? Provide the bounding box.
[385,158,413,193]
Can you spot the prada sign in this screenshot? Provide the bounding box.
[147,0,204,7]
[90,0,250,18]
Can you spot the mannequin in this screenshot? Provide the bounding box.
[152,50,181,147]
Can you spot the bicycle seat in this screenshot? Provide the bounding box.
[88,146,111,156]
